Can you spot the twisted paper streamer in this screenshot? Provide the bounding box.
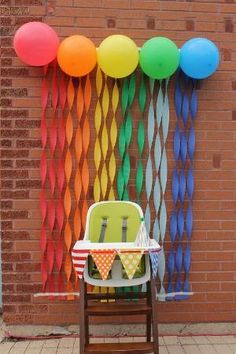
[117,73,136,201]
[136,73,146,203]
[100,75,109,200]
[167,71,196,301]
[47,61,59,298]
[74,79,84,242]
[81,75,91,231]
[145,78,155,235]
[157,79,169,301]
[40,65,49,292]
[56,71,66,298]
[108,79,119,200]
[93,67,103,202]
[64,77,75,299]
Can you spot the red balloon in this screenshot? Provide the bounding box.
[14,22,59,66]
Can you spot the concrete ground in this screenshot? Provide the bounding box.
[1,316,236,353]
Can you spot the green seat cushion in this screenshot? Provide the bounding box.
[89,202,141,243]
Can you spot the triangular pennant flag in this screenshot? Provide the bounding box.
[72,249,89,279]
[118,250,144,280]
[149,250,160,278]
[91,250,116,280]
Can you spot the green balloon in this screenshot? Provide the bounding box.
[139,37,180,79]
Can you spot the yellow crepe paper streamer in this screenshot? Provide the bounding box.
[101,75,109,199]
[108,80,119,200]
[94,67,103,202]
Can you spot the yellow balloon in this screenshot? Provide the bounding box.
[97,35,139,78]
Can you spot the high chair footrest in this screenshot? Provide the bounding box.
[85,341,154,353]
[85,303,152,316]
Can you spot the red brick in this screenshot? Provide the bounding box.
[1,190,29,199]
[2,305,17,313]
[1,149,29,158]
[16,139,41,148]
[1,211,28,220]
[1,159,13,168]
[3,314,33,325]
[2,231,30,240]
[2,263,14,271]
[224,18,234,33]
[16,263,40,272]
[1,180,13,189]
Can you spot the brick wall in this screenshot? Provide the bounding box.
[1,0,236,325]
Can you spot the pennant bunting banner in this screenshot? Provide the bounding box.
[149,250,160,278]
[91,250,116,280]
[118,250,144,280]
[72,249,90,279]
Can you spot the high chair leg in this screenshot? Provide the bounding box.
[79,278,85,354]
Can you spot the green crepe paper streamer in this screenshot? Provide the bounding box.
[125,112,132,146]
[123,153,131,186]
[117,168,124,200]
[118,73,138,295]
[121,78,129,116]
[136,160,143,198]
[137,120,145,156]
[145,78,155,235]
[136,73,146,202]
[128,73,136,105]
[118,123,126,160]
[117,73,136,200]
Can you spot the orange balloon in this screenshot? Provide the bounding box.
[57,35,97,77]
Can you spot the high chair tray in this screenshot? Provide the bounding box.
[73,238,161,253]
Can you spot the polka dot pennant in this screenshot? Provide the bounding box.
[90,250,116,280]
[118,250,144,280]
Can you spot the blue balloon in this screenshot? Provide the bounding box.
[180,38,220,79]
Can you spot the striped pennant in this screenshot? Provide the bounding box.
[72,249,89,279]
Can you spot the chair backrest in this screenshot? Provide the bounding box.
[85,201,142,243]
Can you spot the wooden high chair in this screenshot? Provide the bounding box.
[72,201,160,354]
